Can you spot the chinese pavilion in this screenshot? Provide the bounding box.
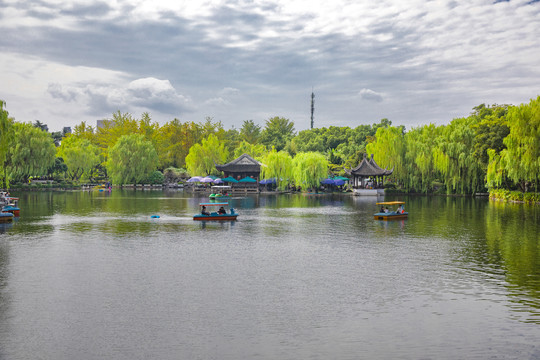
[346,153,393,188]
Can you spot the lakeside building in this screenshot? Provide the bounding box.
[215,153,261,181]
[346,153,393,196]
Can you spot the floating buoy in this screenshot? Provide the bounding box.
[151,215,160,218]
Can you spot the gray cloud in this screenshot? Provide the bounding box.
[1,1,539,131]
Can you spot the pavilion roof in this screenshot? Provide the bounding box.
[346,154,393,177]
[215,153,261,173]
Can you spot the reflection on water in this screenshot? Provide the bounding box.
[0,190,539,359]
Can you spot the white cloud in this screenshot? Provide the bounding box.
[359,89,383,103]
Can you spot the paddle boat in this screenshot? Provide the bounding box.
[374,201,408,220]
[0,192,20,217]
[209,185,232,200]
[193,202,238,221]
[0,212,14,223]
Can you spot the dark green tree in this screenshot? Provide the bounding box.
[260,116,296,151]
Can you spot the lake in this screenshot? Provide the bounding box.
[0,190,539,359]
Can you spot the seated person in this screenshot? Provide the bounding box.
[218,206,226,215]
[201,206,210,215]
[384,207,389,213]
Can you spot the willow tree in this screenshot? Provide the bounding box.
[7,122,56,182]
[403,124,441,193]
[57,135,100,181]
[365,126,406,184]
[292,152,328,191]
[185,134,228,176]
[497,96,540,192]
[260,148,293,190]
[0,101,14,188]
[432,117,483,194]
[106,134,158,185]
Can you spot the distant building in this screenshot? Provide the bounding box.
[96,119,112,129]
[62,127,72,135]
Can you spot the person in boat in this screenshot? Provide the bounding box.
[384,207,389,213]
[380,206,385,213]
[397,204,404,214]
[218,206,226,215]
[201,206,210,215]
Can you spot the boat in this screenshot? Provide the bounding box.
[0,192,20,217]
[193,202,238,221]
[0,212,14,223]
[209,185,232,200]
[374,201,408,220]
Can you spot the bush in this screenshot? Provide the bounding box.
[144,170,164,185]
[489,189,540,203]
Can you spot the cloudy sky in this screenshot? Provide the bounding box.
[1,0,539,132]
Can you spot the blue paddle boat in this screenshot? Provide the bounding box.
[193,202,238,221]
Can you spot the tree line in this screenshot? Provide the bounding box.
[0,96,538,195]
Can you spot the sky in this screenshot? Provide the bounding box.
[1,0,539,132]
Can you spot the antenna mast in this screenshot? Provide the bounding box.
[310,89,315,129]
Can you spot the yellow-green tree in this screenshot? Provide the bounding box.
[185,134,228,176]
[233,140,267,159]
[496,96,540,191]
[106,134,158,185]
[366,125,406,183]
[7,122,56,182]
[57,135,100,181]
[292,152,328,191]
[260,148,293,190]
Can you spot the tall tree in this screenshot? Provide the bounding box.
[57,136,100,181]
[494,96,540,191]
[7,122,56,182]
[292,152,328,191]
[259,116,296,151]
[185,134,228,176]
[106,134,158,185]
[260,149,293,190]
[234,140,267,159]
[0,101,14,188]
[240,120,261,144]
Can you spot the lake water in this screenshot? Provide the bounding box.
[0,190,539,359]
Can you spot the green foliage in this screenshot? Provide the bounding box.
[0,100,14,188]
[259,116,295,151]
[292,152,328,191]
[489,188,540,203]
[7,122,56,182]
[498,96,540,191]
[233,140,267,159]
[432,117,483,194]
[240,120,261,144]
[47,157,68,180]
[471,104,509,166]
[403,124,439,193]
[185,134,228,176]
[260,149,293,190]
[163,167,188,184]
[143,170,164,184]
[57,135,100,181]
[106,134,158,185]
[366,126,406,189]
